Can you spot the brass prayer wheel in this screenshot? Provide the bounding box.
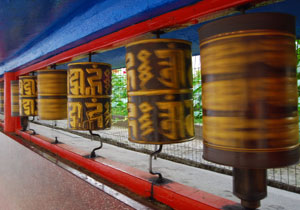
[199,13,299,169]
[126,39,195,144]
[199,13,299,209]
[37,69,67,120]
[19,76,37,116]
[11,80,19,116]
[0,82,4,113]
[67,62,111,130]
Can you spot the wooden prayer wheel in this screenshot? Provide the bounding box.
[199,13,299,209]
[19,76,37,116]
[126,39,195,144]
[67,62,111,130]
[11,80,19,116]
[0,82,4,114]
[37,69,67,120]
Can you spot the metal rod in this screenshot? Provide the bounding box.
[88,52,92,62]
[149,145,163,183]
[233,168,267,209]
[154,145,158,160]
[89,130,103,158]
[20,116,29,131]
[52,120,59,144]
[237,3,251,14]
[153,30,164,39]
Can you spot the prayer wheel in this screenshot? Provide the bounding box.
[67,62,111,130]
[37,69,67,120]
[11,80,19,116]
[0,82,4,114]
[19,76,37,116]
[126,39,195,144]
[199,13,299,209]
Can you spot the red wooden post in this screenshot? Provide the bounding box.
[4,72,20,132]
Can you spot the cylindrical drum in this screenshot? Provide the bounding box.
[126,39,195,144]
[199,13,299,168]
[11,80,19,116]
[0,82,4,113]
[67,62,111,130]
[37,69,67,120]
[19,76,37,116]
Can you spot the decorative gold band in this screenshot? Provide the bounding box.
[204,142,300,153]
[126,38,191,47]
[67,95,111,98]
[68,62,111,67]
[200,29,295,47]
[128,89,193,96]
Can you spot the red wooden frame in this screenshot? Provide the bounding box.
[13,129,237,210]
[15,0,264,76]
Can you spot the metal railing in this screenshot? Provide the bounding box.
[1,55,299,193]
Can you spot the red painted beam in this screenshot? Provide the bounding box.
[3,72,20,132]
[15,129,237,210]
[16,0,264,76]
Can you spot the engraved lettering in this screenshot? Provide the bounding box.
[104,69,111,95]
[156,101,185,140]
[69,69,85,95]
[23,79,36,96]
[128,102,138,139]
[184,99,194,136]
[22,99,35,116]
[138,102,154,137]
[104,101,111,127]
[68,102,83,128]
[126,52,137,90]
[155,49,186,88]
[137,50,153,89]
[85,102,103,129]
[86,68,102,95]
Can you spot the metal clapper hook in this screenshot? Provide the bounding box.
[89,130,103,158]
[149,145,163,183]
[28,129,36,135]
[30,116,35,122]
[51,120,59,144]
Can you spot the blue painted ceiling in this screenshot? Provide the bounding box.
[0,0,299,73]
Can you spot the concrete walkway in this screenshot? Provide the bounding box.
[29,123,300,210]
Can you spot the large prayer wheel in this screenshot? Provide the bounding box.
[126,39,195,144]
[19,76,37,116]
[37,69,67,120]
[199,13,299,209]
[67,62,111,130]
[11,80,19,116]
[0,82,4,114]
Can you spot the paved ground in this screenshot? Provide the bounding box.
[0,132,148,210]
[27,123,300,210]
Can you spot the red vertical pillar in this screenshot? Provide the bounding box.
[4,72,19,132]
